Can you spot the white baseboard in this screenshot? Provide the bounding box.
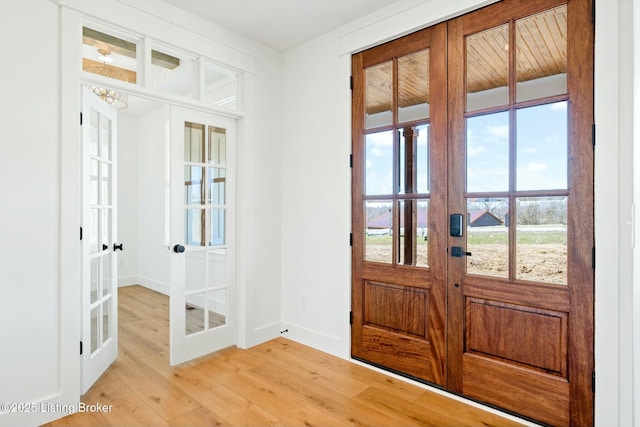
[243,321,282,348]
[118,275,139,287]
[279,321,348,359]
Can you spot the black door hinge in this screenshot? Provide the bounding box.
[592,371,595,393]
[349,154,353,168]
[80,112,83,125]
[592,247,596,269]
[592,1,595,23]
[349,233,353,246]
[350,311,353,325]
[80,226,83,241]
[592,123,596,147]
[350,76,354,90]
[80,341,83,355]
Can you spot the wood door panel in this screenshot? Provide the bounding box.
[362,263,432,289]
[466,298,568,375]
[359,325,437,380]
[364,281,427,336]
[463,353,570,427]
[464,276,570,312]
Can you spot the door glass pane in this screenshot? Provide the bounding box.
[516,102,568,191]
[207,249,226,288]
[82,26,137,84]
[184,122,204,163]
[101,210,111,251]
[466,198,509,278]
[90,209,99,253]
[185,166,204,205]
[185,294,206,335]
[466,112,510,192]
[209,209,225,246]
[365,201,393,263]
[466,24,509,111]
[398,49,430,123]
[398,200,429,267]
[90,306,99,354]
[90,110,99,156]
[149,47,195,97]
[207,289,226,329]
[101,163,111,205]
[89,160,99,205]
[516,197,567,284]
[100,117,111,160]
[208,127,226,164]
[208,168,226,205]
[365,61,393,128]
[102,254,111,297]
[204,62,239,109]
[186,209,205,246]
[365,131,393,195]
[102,299,111,344]
[399,124,429,194]
[90,257,99,304]
[516,5,567,103]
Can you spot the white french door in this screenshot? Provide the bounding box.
[168,107,237,366]
[81,87,119,393]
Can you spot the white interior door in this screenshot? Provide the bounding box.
[81,87,119,393]
[169,107,236,366]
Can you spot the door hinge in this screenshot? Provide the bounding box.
[350,75,354,90]
[80,341,83,355]
[80,112,83,125]
[349,233,353,246]
[592,371,595,393]
[592,123,596,147]
[80,226,83,241]
[592,0,595,23]
[349,154,353,168]
[350,311,353,325]
[592,247,596,269]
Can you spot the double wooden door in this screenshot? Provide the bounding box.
[351,1,593,426]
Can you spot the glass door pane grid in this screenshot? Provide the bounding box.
[464,99,570,285]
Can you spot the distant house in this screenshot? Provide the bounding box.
[367,208,429,237]
[467,210,504,227]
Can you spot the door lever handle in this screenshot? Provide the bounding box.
[113,243,124,251]
[451,246,471,257]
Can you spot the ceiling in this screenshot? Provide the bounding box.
[158,0,401,51]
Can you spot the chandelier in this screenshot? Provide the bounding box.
[85,49,128,110]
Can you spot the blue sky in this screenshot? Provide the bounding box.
[365,101,568,196]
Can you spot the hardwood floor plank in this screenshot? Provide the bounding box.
[46,285,525,427]
[109,351,200,420]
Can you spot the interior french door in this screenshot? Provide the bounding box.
[81,87,119,393]
[351,1,594,426]
[168,107,236,366]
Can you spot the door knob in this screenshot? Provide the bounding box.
[113,243,124,251]
[173,244,185,253]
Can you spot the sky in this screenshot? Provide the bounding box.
[364,100,568,196]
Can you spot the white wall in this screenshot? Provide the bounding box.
[0,1,81,425]
[117,115,140,286]
[136,106,172,293]
[280,0,635,425]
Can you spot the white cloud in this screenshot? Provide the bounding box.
[366,160,373,169]
[527,162,548,172]
[371,147,384,157]
[467,145,486,156]
[487,125,509,139]
[550,102,568,111]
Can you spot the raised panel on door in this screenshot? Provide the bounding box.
[446,0,593,425]
[351,24,448,385]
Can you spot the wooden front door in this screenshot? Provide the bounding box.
[351,1,593,425]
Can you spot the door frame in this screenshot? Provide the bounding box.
[58,4,247,410]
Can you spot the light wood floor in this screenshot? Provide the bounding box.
[44,285,524,427]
